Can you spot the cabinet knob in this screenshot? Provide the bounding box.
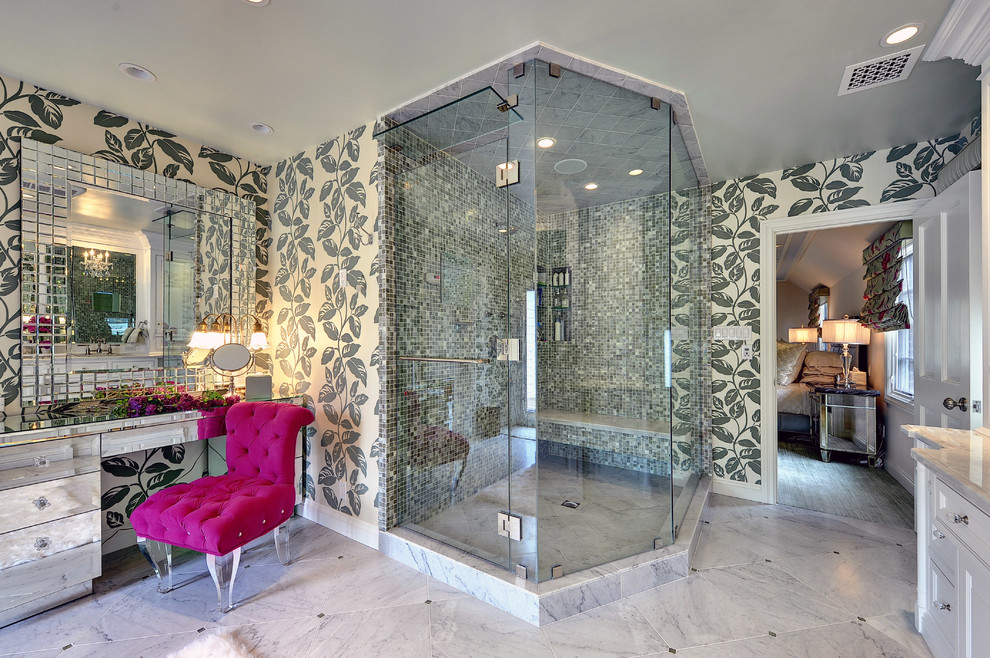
[34,537,51,551]
[933,599,952,612]
[32,496,51,511]
[932,528,946,540]
[33,456,51,469]
[952,513,969,525]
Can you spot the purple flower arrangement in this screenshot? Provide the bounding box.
[111,385,239,418]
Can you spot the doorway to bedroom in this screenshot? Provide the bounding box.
[772,218,915,529]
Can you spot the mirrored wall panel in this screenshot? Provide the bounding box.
[19,139,255,406]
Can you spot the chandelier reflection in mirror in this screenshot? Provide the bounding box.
[81,248,113,278]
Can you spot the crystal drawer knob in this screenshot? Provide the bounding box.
[34,456,51,469]
[33,496,51,511]
[34,537,51,551]
[952,514,969,525]
[932,529,946,540]
[934,599,951,612]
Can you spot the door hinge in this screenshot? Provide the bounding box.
[166,251,174,262]
[497,511,522,541]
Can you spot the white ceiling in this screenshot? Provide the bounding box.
[778,222,896,292]
[0,0,979,180]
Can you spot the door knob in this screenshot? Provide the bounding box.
[943,397,968,412]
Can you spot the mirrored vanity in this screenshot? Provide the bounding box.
[1,139,265,628]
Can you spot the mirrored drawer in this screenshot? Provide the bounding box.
[934,477,990,562]
[0,435,100,492]
[101,421,197,458]
[0,473,100,535]
[0,510,99,570]
[0,542,100,621]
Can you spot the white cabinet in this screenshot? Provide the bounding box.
[917,466,990,657]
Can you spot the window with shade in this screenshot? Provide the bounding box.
[886,243,914,400]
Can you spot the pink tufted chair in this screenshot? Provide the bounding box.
[130,401,314,611]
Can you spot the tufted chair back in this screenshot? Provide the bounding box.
[224,402,315,485]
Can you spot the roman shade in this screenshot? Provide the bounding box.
[861,221,912,332]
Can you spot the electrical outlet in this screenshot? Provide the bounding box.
[741,345,752,359]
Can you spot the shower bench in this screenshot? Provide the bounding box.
[536,409,675,476]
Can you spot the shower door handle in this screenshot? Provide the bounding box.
[664,329,672,389]
[398,356,491,364]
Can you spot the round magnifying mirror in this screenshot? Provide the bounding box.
[210,343,253,373]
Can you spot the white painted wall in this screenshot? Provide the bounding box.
[776,281,810,341]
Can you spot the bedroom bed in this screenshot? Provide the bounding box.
[776,341,846,436]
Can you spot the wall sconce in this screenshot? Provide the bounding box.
[186,313,269,392]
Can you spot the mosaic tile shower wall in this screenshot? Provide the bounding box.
[70,247,136,343]
[379,127,536,528]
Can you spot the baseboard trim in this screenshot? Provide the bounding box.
[713,478,763,502]
[298,501,379,550]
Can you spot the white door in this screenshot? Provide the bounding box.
[913,171,983,429]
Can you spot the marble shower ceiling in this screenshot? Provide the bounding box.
[0,0,978,180]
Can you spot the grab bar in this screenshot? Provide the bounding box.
[399,356,491,364]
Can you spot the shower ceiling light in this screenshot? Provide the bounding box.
[537,137,556,149]
[882,23,922,46]
[118,62,156,82]
[629,169,644,176]
[243,0,270,5]
[584,183,599,190]
[249,122,274,135]
[497,162,514,170]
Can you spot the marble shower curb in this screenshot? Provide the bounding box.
[380,476,711,625]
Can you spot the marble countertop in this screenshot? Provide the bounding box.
[905,424,990,514]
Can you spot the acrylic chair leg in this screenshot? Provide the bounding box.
[206,548,241,612]
[274,520,291,566]
[136,537,173,593]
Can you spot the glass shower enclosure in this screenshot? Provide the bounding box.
[377,60,705,582]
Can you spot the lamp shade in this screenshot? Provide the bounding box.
[821,317,871,345]
[788,326,819,343]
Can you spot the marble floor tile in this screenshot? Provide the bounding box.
[866,611,934,658]
[629,574,766,649]
[322,549,429,615]
[307,603,432,658]
[667,634,798,657]
[208,559,338,626]
[690,517,824,569]
[222,618,321,657]
[426,576,471,601]
[429,597,555,658]
[0,586,123,653]
[60,630,200,657]
[542,598,668,657]
[845,543,919,586]
[772,551,917,618]
[701,562,854,633]
[776,620,920,657]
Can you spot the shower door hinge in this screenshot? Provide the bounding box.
[165,251,173,262]
[497,94,519,112]
[497,511,522,541]
[496,160,520,188]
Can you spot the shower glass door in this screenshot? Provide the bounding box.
[377,89,525,572]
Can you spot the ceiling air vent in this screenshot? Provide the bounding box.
[838,45,925,96]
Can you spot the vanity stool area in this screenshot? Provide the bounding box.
[904,425,990,658]
[0,408,305,628]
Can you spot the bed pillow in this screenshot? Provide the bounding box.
[776,341,807,385]
[802,350,843,368]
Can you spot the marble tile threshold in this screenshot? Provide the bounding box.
[380,476,710,626]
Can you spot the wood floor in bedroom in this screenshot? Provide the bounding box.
[777,436,915,529]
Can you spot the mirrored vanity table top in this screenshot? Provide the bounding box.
[905,424,990,515]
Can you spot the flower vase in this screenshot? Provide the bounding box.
[197,407,229,440]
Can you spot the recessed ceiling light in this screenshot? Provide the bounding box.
[118,62,156,82]
[584,182,598,190]
[882,22,923,47]
[249,122,274,135]
[537,137,556,149]
[628,169,644,176]
[243,0,270,5]
[497,162,514,170]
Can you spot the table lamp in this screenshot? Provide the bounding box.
[821,315,871,388]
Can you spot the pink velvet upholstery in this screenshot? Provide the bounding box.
[130,402,314,556]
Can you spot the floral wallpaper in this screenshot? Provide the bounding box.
[0,72,270,552]
[709,116,980,485]
[269,123,380,528]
